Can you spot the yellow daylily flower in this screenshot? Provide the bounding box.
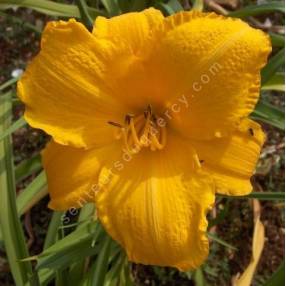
[18,8,271,270]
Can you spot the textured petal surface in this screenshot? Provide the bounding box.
[18,19,129,148]
[148,12,271,139]
[93,8,167,110]
[95,134,215,270]
[93,8,163,55]
[191,119,265,195]
[19,11,270,145]
[42,141,120,210]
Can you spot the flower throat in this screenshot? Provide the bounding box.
[108,105,167,154]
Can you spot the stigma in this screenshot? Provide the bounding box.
[108,105,167,154]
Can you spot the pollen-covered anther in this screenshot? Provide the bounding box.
[108,107,167,153]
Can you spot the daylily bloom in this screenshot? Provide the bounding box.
[18,9,271,270]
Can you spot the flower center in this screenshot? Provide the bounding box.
[108,105,167,154]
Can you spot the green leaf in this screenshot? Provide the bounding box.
[0,96,34,285]
[17,171,47,216]
[191,0,203,11]
[270,33,285,48]
[218,192,285,200]
[104,254,125,286]
[130,0,148,11]
[51,218,70,286]
[122,257,134,286]
[155,0,183,15]
[261,48,285,85]
[193,268,206,286]
[76,0,94,30]
[207,232,237,250]
[117,0,131,13]
[167,0,184,11]
[248,192,285,200]
[88,234,113,286]
[36,220,104,270]
[0,77,19,92]
[78,203,95,222]
[264,261,285,286]
[15,154,42,183]
[0,0,105,18]
[0,170,46,246]
[101,0,121,16]
[262,73,284,91]
[43,211,64,250]
[0,116,26,141]
[229,2,284,18]
[25,268,55,286]
[68,204,95,285]
[251,100,284,130]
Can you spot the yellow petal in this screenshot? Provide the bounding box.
[18,19,128,148]
[95,133,215,270]
[149,11,271,139]
[93,8,163,55]
[191,119,265,195]
[234,219,265,286]
[42,140,120,210]
[93,9,166,110]
[232,200,265,286]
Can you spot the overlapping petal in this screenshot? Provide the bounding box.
[42,140,121,210]
[95,133,215,270]
[18,19,130,148]
[93,8,163,55]
[19,10,271,145]
[93,8,168,110]
[191,119,265,195]
[147,12,271,139]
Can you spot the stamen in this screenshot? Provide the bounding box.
[140,112,151,146]
[109,106,167,153]
[151,114,157,123]
[108,121,123,128]
[193,153,201,169]
[125,114,135,125]
[121,127,133,154]
[129,118,141,147]
[147,104,152,114]
[150,133,164,150]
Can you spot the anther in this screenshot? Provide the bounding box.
[125,114,132,125]
[147,104,152,114]
[109,105,167,152]
[107,121,123,128]
[151,114,157,123]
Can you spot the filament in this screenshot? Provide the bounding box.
[108,106,167,153]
